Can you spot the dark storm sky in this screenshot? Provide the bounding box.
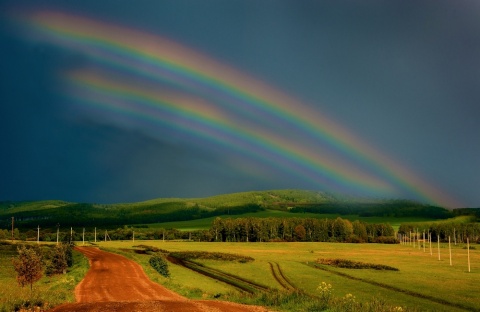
[0,0,479,207]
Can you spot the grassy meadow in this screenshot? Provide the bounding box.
[97,240,479,311]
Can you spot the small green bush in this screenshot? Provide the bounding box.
[149,254,170,277]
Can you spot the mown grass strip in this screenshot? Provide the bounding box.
[307,262,474,311]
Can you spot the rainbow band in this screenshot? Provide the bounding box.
[14,10,463,207]
[67,70,390,194]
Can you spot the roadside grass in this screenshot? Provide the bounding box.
[103,246,239,299]
[0,241,89,311]
[97,240,479,311]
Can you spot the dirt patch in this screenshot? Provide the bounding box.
[49,247,269,312]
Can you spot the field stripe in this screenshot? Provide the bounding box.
[307,263,475,311]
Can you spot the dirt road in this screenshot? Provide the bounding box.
[50,247,269,312]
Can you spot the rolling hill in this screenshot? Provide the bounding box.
[0,190,457,231]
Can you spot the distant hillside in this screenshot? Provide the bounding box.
[0,190,454,229]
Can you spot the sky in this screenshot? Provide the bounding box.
[0,1,479,208]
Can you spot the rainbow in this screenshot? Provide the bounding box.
[13,9,463,207]
[66,69,390,194]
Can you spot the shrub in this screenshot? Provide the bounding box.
[149,254,170,277]
[169,251,254,262]
[45,243,72,276]
[317,258,399,271]
[374,236,399,244]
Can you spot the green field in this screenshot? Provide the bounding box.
[1,239,479,311]
[98,240,479,311]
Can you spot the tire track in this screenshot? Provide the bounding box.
[268,262,296,291]
[168,255,269,294]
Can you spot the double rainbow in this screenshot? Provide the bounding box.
[13,10,463,207]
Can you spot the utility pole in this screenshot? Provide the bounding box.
[94,227,97,243]
[37,225,40,244]
[82,228,85,246]
[11,217,14,242]
[70,227,73,243]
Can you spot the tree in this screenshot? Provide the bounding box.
[12,245,43,291]
[294,224,306,241]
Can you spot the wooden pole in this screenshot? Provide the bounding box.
[133,231,135,243]
[454,228,457,245]
[437,235,441,261]
[429,232,432,256]
[82,228,85,246]
[467,238,471,273]
[57,226,59,246]
[37,225,40,244]
[105,230,107,242]
[449,236,452,266]
[95,227,97,243]
[423,231,426,252]
[70,227,73,243]
[11,217,14,242]
[418,229,421,250]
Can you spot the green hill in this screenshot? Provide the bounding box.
[0,190,454,230]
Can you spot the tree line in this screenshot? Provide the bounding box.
[209,217,396,243]
[399,221,480,243]
[2,217,397,244]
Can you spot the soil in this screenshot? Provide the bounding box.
[49,247,270,312]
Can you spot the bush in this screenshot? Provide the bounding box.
[374,236,399,244]
[149,254,170,277]
[317,258,399,271]
[169,251,254,262]
[45,243,72,276]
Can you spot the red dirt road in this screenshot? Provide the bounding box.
[50,247,269,312]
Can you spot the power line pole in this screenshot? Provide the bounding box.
[37,225,40,244]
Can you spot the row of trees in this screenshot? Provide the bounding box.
[2,217,398,243]
[399,221,480,243]
[210,217,395,243]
